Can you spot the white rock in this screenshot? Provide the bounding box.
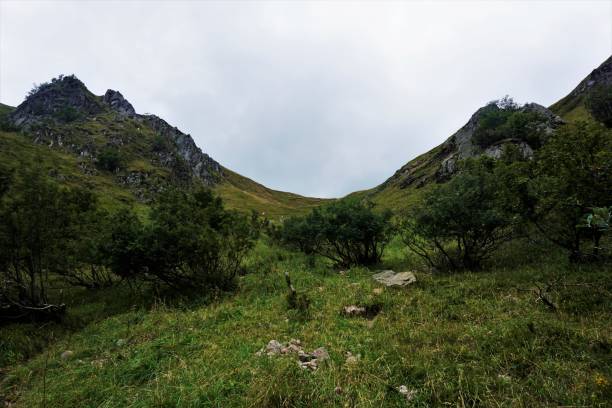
[373,270,416,287]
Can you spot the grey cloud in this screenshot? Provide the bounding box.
[1,1,610,197]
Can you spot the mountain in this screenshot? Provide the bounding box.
[0,75,327,218]
[353,55,612,210]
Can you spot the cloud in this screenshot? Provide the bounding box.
[1,0,610,197]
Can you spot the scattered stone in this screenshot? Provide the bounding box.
[60,350,74,360]
[373,270,417,287]
[255,340,284,356]
[299,360,319,370]
[116,339,127,347]
[398,385,417,401]
[312,347,329,361]
[342,305,367,317]
[257,339,329,371]
[373,287,384,295]
[345,351,360,366]
[497,373,512,382]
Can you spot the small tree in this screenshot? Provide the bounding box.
[400,158,519,271]
[96,148,124,172]
[102,189,257,291]
[526,121,612,260]
[280,200,394,267]
[0,165,96,315]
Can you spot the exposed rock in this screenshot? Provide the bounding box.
[116,339,127,347]
[312,347,329,361]
[60,350,75,360]
[372,288,384,295]
[103,89,136,116]
[398,385,417,401]
[10,75,105,128]
[257,340,329,371]
[344,351,360,366]
[373,270,416,287]
[141,114,222,185]
[342,305,367,317]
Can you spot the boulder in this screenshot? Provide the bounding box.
[373,270,416,287]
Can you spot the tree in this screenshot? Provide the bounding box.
[526,121,612,260]
[586,84,612,128]
[102,188,257,291]
[0,165,96,318]
[280,200,394,267]
[96,148,124,172]
[400,158,520,271]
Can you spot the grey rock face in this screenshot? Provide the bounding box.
[103,90,136,116]
[373,270,417,287]
[141,114,222,185]
[434,102,562,180]
[10,75,104,127]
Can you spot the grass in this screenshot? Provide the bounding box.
[1,238,610,407]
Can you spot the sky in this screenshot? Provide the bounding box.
[1,1,611,198]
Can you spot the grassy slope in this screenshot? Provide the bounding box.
[1,240,610,407]
[215,168,331,219]
[0,103,327,219]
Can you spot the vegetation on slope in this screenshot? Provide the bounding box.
[1,240,610,407]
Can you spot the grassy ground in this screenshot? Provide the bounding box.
[1,238,610,407]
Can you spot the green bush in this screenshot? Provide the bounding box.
[473,98,545,148]
[96,148,124,172]
[102,188,257,290]
[525,121,612,260]
[0,165,97,316]
[279,199,394,267]
[400,158,520,271]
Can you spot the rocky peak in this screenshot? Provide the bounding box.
[10,74,104,127]
[103,89,136,116]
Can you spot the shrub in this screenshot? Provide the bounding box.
[54,105,81,123]
[0,165,97,318]
[102,189,257,290]
[525,121,612,260]
[473,97,545,148]
[280,199,394,267]
[96,148,124,172]
[400,158,520,271]
[585,84,612,128]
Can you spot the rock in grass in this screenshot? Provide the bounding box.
[343,305,367,317]
[60,350,74,360]
[373,270,416,287]
[116,339,127,347]
[312,347,329,361]
[397,385,417,401]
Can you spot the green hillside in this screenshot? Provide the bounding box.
[0,78,327,219]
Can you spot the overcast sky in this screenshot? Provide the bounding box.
[1,1,611,197]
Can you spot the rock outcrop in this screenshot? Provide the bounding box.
[103,90,135,116]
[141,114,222,186]
[9,75,104,127]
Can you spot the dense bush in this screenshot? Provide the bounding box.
[279,199,394,267]
[96,147,125,172]
[102,188,257,290]
[473,97,545,148]
[54,105,81,123]
[0,165,97,318]
[400,158,520,271]
[585,84,612,128]
[524,121,612,260]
